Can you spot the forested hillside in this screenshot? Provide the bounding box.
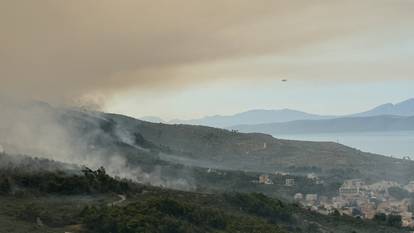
[0,155,410,233]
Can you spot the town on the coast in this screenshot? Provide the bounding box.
[257,173,414,227]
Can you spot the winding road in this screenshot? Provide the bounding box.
[108,194,127,206]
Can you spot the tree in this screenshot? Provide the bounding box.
[374,213,387,223]
[387,214,402,228]
[0,176,11,194]
[388,187,410,200]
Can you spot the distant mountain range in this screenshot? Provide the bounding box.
[231,115,414,135]
[141,98,414,129]
[169,109,332,128]
[351,98,414,117]
[141,110,332,127]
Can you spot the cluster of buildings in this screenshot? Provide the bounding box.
[295,179,414,227]
[255,172,414,227]
[256,172,324,186]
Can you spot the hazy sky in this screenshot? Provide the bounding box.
[1,1,414,119]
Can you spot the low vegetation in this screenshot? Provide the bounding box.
[0,158,410,233]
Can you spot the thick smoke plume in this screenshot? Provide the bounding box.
[1,0,413,190]
[1,0,413,103]
[0,99,195,191]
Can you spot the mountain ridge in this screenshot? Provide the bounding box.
[140,98,414,128]
[352,98,414,117]
[230,115,414,135]
[145,109,333,127]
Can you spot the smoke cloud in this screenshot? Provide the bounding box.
[1,0,413,103]
[0,0,413,189]
[0,99,195,190]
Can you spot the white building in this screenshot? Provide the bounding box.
[404,181,414,193]
[368,181,400,192]
[339,179,366,197]
[339,186,361,197]
[343,179,365,188]
[294,193,304,201]
[274,171,289,176]
[285,178,295,186]
[332,197,348,209]
[306,194,318,202]
[307,173,318,180]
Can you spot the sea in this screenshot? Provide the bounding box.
[273,130,414,159]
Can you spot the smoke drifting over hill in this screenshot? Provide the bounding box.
[1,0,413,191]
[0,100,195,190]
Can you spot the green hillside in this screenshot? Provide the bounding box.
[0,156,410,233]
[106,112,414,183]
[3,104,413,184]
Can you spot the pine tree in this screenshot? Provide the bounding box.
[0,176,11,194]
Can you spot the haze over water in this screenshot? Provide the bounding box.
[274,130,414,159]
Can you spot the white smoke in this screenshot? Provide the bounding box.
[0,98,195,191]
